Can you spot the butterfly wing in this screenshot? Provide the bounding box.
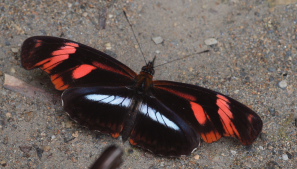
[62,85,136,138]
[152,80,263,146]
[21,36,137,90]
[62,84,200,156]
[129,94,200,156]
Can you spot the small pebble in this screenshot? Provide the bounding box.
[72,131,79,138]
[65,121,73,128]
[82,12,88,17]
[105,43,112,50]
[19,145,32,153]
[282,154,288,160]
[278,80,287,89]
[10,67,16,73]
[43,145,51,152]
[194,155,200,160]
[11,48,18,53]
[152,36,163,44]
[268,107,276,116]
[204,38,218,45]
[51,135,56,140]
[5,113,12,118]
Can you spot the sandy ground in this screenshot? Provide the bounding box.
[0,0,296,168]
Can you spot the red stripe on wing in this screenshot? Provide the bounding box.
[36,43,79,72]
[216,94,240,138]
[50,74,70,90]
[72,64,97,79]
[154,86,196,101]
[200,130,222,143]
[92,61,134,78]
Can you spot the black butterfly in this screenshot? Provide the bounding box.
[21,36,262,156]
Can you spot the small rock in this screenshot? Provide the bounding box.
[51,135,56,140]
[19,145,32,153]
[82,12,88,17]
[72,131,79,138]
[204,38,218,45]
[105,43,112,50]
[152,36,163,44]
[268,107,276,116]
[10,67,16,73]
[194,155,200,160]
[278,80,287,89]
[43,145,51,152]
[11,48,19,53]
[65,121,73,128]
[5,113,12,118]
[282,154,288,160]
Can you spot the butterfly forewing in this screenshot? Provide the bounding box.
[21,36,137,90]
[153,80,263,145]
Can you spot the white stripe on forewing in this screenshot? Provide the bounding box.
[85,94,131,107]
[140,104,179,130]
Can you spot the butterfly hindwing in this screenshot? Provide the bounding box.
[21,36,137,90]
[62,85,137,138]
[153,80,262,145]
[129,94,200,156]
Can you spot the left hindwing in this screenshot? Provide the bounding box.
[153,80,263,145]
[21,36,137,90]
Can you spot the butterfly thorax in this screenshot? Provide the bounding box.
[133,59,155,94]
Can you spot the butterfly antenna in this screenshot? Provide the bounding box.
[154,50,210,68]
[123,11,147,64]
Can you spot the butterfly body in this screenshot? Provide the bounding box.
[21,36,262,157]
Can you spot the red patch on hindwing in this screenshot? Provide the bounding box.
[201,130,222,143]
[50,74,70,90]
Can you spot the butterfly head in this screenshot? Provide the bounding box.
[141,56,156,75]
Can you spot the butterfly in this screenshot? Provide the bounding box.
[21,36,263,157]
